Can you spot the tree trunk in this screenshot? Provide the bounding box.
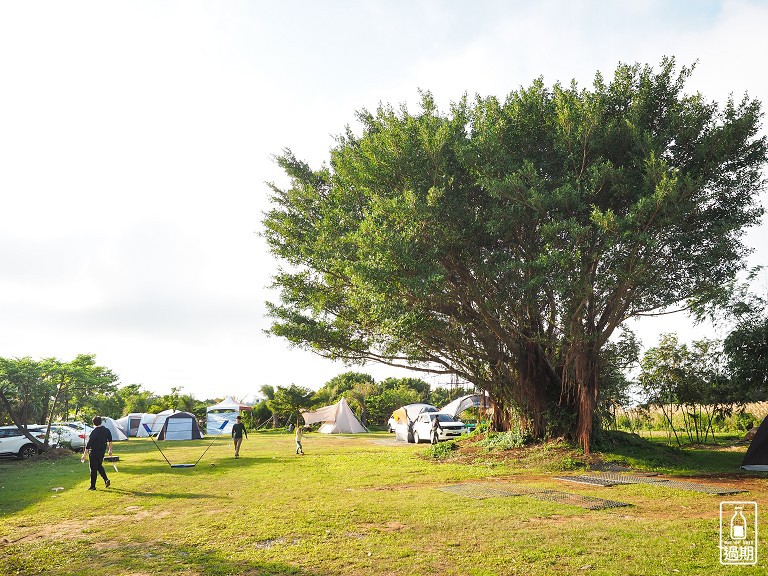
[563,339,599,454]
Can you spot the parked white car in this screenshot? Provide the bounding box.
[0,425,52,459]
[411,413,465,443]
[51,422,92,450]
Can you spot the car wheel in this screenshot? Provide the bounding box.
[18,444,37,460]
[413,431,420,444]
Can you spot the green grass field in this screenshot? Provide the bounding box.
[1,430,766,575]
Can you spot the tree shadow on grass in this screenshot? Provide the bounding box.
[595,430,748,475]
[106,487,232,500]
[1,538,324,576]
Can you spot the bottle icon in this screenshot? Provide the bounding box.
[731,506,747,540]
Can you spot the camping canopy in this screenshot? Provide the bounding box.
[302,397,367,434]
[439,394,487,419]
[206,397,251,435]
[742,417,768,471]
[157,411,203,441]
[101,417,128,441]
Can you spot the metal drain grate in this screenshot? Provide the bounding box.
[528,490,631,510]
[437,483,529,499]
[593,473,665,485]
[648,479,746,495]
[555,475,625,487]
[557,473,747,495]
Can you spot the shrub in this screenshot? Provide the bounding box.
[424,440,458,459]
[478,429,531,451]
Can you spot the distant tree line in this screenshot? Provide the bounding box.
[599,303,768,443]
[254,373,473,430]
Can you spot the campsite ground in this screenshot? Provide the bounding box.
[0,430,766,575]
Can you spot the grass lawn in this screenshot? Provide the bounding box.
[1,430,766,575]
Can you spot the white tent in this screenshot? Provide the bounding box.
[157,411,203,441]
[136,413,157,437]
[101,417,128,441]
[116,413,144,437]
[301,397,367,434]
[136,410,175,437]
[206,397,251,435]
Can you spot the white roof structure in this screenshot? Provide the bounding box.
[301,397,367,434]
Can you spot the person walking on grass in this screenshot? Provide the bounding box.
[295,425,305,455]
[81,416,112,490]
[430,414,443,445]
[231,415,247,458]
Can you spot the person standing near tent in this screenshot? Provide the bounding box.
[81,416,113,490]
[295,426,304,455]
[231,415,247,458]
[430,415,443,445]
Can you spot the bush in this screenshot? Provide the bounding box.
[424,440,458,459]
[478,429,531,451]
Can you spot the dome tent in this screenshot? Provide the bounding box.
[100,417,128,441]
[116,413,144,437]
[742,416,768,471]
[157,411,203,441]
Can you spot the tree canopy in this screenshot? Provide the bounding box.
[264,58,766,452]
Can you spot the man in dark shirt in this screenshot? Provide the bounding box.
[81,416,113,490]
[231,415,247,458]
[430,414,443,445]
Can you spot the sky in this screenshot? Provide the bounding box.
[1,0,766,401]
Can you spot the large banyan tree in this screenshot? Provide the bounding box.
[263,59,765,452]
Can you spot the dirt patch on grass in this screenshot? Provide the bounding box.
[5,506,169,544]
[36,447,76,461]
[358,521,407,532]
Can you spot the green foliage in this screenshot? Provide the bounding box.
[0,355,119,446]
[423,439,458,459]
[270,385,315,426]
[478,429,532,451]
[366,386,420,427]
[725,315,768,401]
[314,372,375,405]
[264,58,767,452]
